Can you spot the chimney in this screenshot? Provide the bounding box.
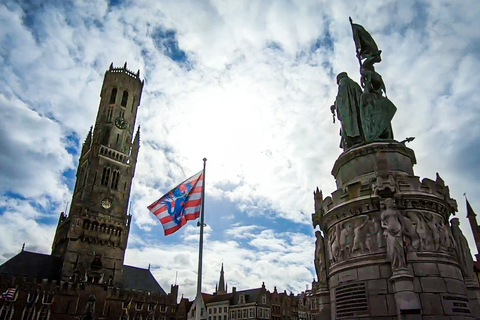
[232,287,236,293]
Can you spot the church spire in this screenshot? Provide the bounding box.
[216,263,226,295]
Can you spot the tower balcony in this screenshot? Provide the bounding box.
[99,145,132,165]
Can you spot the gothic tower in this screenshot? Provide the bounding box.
[51,63,144,285]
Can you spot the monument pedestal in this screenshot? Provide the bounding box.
[315,142,478,319]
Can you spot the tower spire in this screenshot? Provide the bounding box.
[216,263,226,295]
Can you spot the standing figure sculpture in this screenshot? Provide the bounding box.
[381,198,407,271]
[314,231,328,287]
[331,72,364,150]
[450,218,475,280]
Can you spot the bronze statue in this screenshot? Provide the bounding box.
[330,19,398,150]
[331,72,364,150]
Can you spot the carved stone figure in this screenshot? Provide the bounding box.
[373,217,386,249]
[313,188,324,231]
[401,213,420,250]
[450,218,475,279]
[352,217,369,254]
[423,212,441,251]
[329,224,341,262]
[340,222,353,258]
[314,231,327,287]
[331,72,364,150]
[381,198,407,271]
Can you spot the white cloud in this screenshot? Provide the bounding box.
[1,0,480,301]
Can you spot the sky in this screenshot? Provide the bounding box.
[1,0,480,301]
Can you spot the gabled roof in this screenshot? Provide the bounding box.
[0,251,61,281]
[231,287,267,305]
[122,265,166,294]
[208,293,234,304]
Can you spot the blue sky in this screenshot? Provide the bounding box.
[1,0,480,300]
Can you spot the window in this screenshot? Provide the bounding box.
[231,311,235,319]
[37,305,49,320]
[136,303,143,311]
[131,96,136,112]
[134,313,142,320]
[121,90,129,107]
[160,306,167,313]
[258,309,263,318]
[146,314,154,320]
[214,316,216,320]
[250,309,254,318]
[107,106,114,121]
[101,167,111,186]
[237,310,241,319]
[265,310,270,319]
[209,309,212,314]
[120,310,129,320]
[22,305,35,320]
[147,304,155,312]
[201,308,204,316]
[224,316,227,320]
[262,295,266,304]
[239,295,245,304]
[110,88,117,104]
[111,170,120,189]
[224,307,227,313]
[243,310,247,318]
[0,304,14,320]
[214,308,217,314]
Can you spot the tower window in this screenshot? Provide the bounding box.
[107,106,114,121]
[109,88,117,104]
[121,90,128,107]
[111,170,120,190]
[101,167,111,186]
[83,220,90,230]
[131,96,136,112]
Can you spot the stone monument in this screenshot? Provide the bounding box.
[313,18,480,320]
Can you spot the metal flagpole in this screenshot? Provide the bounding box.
[195,158,207,320]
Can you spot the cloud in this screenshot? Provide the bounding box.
[1,0,480,301]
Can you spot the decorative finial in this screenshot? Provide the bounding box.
[137,69,140,78]
[123,62,127,69]
[109,62,113,70]
[148,264,150,270]
[22,243,25,251]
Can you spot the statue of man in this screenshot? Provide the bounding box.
[314,231,327,287]
[331,72,364,150]
[450,218,475,280]
[381,198,407,271]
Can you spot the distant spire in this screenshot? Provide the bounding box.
[216,263,226,295]
[21,243,25,251]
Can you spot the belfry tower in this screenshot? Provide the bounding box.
[51,63,144,285]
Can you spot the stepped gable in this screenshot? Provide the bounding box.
[122,265,166,294]
[0,251,61,281]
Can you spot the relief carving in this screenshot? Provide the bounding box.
[381,198,407,271]
[314,231,328,288]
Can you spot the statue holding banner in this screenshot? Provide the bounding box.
[331,19,397,149]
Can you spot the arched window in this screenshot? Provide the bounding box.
[107,106,114,121]
[22,305,35,320]
[131,96,136,112]
[121,90,128,107]
[111,171,120,190]
[120,310,129,320]
[0,304,14,320]
[36,305,49,320]
[110,88,117,104]
[101,167,111,186]
[83,220,91,230]
[91,222,99,231]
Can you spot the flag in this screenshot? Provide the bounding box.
[0,288,16,301]
[148,170,204,236]
[467,198,477,218]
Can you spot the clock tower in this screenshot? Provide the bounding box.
[52,63,144,285]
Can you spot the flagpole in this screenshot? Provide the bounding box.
[196,158,207,320]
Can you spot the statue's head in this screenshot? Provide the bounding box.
[450,217,460,227]
[336,72,348,84]
[384,198,395,209]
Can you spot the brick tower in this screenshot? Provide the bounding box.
[51,62,144,285]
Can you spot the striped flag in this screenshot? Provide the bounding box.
[148,170,204,235]
[0,288,17,301]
